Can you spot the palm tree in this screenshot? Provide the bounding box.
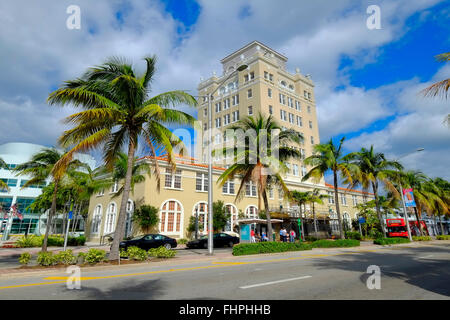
[217,113,303,241]
[422,52,450,126]
[14,148,81,251]
[47,56,197,260]
[309,188,327,238]
[302,137,355,239]
[0,157,9,191]
[291,190,312,240]
[110,152,151,197]
[426,178,449,235]
[345,146,403,237]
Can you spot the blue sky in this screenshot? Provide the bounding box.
[0,0,448,180]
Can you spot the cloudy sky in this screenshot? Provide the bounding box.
[0,0,449,180]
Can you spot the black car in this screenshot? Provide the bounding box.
[186,233,239,249]
[119,234,177,251]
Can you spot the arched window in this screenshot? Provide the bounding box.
[125,200,134,238]
[160,200,183,234]
[280,80,287,87]
[225,204,238,232]
[193,202,208,233]
[104,203,116,234]
[343,212,351,230]
[91,205,102,234]
[245,205,258,219]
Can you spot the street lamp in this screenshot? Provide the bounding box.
[206,64,248,255]
[397,148,424,241]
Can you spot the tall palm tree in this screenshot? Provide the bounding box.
[310,188,327,238]
[302,137,355,239]
[47,56,197,260]
[425,178,449,235]
[14,148,81,251]
[0,157,9,191]
[291,190,312,239]
[217,113,303,241]
[422,52,450,126]
[345,146,403,237]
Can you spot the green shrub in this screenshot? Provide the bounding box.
[305,236,319,242]
[311,239,360,248]
[148,246,176,258]
[36,252,56,266]
[436,235,450,240]
[232,241,313,256]
[47,236,65,247]
[345,231,362,241]
[126,246,148,261]
[19,252,32,265]
[412,236,432,241]
[67,236,86,246]
[84,248,107,264]
[77,252,86,264]
[54,250,77,265]
[15,235,43,248]
[369,229,383,239]
[373,237,410,245]
[120,248,129,258]
[177,238,188,245]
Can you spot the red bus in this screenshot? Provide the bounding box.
[386,218,408,238]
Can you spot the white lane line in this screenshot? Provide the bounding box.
[239,276,312,289]
[418,255,433,259]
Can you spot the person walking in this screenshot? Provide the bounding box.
[250,229,256,243]
[290,229,296,242]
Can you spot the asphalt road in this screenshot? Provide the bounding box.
[0,242,449,300]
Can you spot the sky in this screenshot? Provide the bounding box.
[0,0,449,181]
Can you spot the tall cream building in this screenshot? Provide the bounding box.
[85,42,374,243]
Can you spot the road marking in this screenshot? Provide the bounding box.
[418,255,433,259]
[239,276,312,289]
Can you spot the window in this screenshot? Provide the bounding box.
[232,94,239,106]
[328,191,335,204]
[224,98,230,110]
[111,181,119,193]
[104,203,117,234]
[215,117,221,128]
[222,180,235,195]
[279,93,286,105]
[268,88,272,98]
[307,106,311,113]
[341,194,347,205]
[225,204,238,232]
[286,163,291,174]
[248,106,253,115]
[280,109,287,121]
[224,114,230,125]
[289,113,294,124]
[295,100,301,111]
[269,73,273,81]
[245,181,257,197]
[309,121,313,129]
[250,72,255,80]
[301,165,307,177]
[297,116,302,127]
[203,108,207,117]
[288,97,293,108]
[91,205,102,234]
[232,110,239,122]
[165,168,182,189]
[215,133,222,145]
[0,179,18,191]
[352,195,358,206]
[300,148,306,160]
[308,92,312,100]
[247,89,252,98]
[215,102,221,113]
[269,105,273,115]
[311,136,314,144]
[196,173,208,192]
[293,164,299,176]
[264,71,268,79]
[304,91,308,98]
[97,189,104,196]
[194,202,208,232]
[160,200,182,234]
[268,187,274,199]
[245,206,258,219]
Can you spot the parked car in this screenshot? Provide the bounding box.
[186,233,239,249]
[119,234,177,251]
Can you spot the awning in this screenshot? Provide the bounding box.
[236,218,283,224]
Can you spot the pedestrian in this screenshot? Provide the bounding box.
[290,229,296,242]
[282,228,287,242]
[279,228,284,242]
[262,231,267,241]
[250,229,255,243]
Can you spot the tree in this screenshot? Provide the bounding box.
[217,113,303,241]
[355,202,380,236]
[212,200,230,232]
[430,177,450,235]
[422,52,450,126]
[345,145,402,237]
[302,137,355,239]
[291,190,312,239]
[0,158,9,191]
[14,148,82,251]
[309,188,327,238]
[133,205,159,234]
[47,56,197,260]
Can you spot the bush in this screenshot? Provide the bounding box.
[345,231,362,241]
[178,238,188,245]
[47,236,65,247]
[436,235,450,240]
[126,246,148,261]
[311,239,360,248]
[84,248,107,264]
[120,248,129,258]
[54,250,77,265]
[232,241,312,256]
[15,235,43,248]
[19,252,32,265]
[77,252,86,264]
[148,246,176,258]
[36,252,56,266]
[305,236,319,242]
[369,229,383,239]
[373,237,410,245]
[412,236,432,241]
[67,236,86,246]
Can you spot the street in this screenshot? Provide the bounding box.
[0,242,449,300]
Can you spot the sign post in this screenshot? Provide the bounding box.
[63,202,74,251]
[400,186,414,241]
[358,217,365,236]
[297,218,302,242]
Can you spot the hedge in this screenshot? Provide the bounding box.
[345,231,362,241]
[310,239,360,248]
[15,235,86,248]
[232,242,312,256]
[436,235,450,240]
[412,236,432,241]
[373,237,410,245]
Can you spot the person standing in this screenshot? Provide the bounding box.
[290,229,296,242]
[250,229,256,243]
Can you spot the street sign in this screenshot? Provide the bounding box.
[403,188,416,207]
[358,217,366,224]
[68,210,73,220]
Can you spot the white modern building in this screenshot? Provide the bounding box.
[0,142,96,237]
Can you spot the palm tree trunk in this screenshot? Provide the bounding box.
[333,170,344,239]
[413,206,424,236]
[439,214,444,235]
[262,191,273,242]
[313,202,318,239]
[42,181,59,252]
[109,138,136,261]
[372,182,387,237]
